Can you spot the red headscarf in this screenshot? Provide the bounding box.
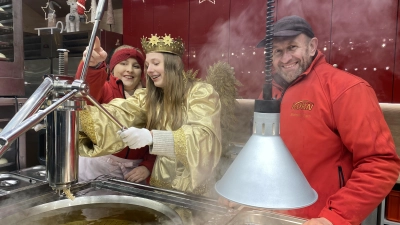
[109,48,146,85]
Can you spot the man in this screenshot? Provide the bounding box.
[221,15,400,225]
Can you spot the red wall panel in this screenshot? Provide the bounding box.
[122,0,153,50]
[330,0,397,103]
[228,0,266,99]
[123,0,399,101]
[123,0,269,98]
[394,3,400,103]
[188,0,230,78]
[123,0,190,66]
[153,0,190,65]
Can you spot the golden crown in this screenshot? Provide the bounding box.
[141,34,185,57]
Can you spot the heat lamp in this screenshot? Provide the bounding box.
[214,1,317,209]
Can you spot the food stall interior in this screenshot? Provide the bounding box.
[0,0,399,224]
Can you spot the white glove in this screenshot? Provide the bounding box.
[32,123,46,132]
[118,127,153,149]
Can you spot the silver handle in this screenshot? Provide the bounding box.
[85,94,126,130]
[0,90,78,156]
[79,0,107,82]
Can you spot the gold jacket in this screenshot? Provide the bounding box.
[79,82,222,197]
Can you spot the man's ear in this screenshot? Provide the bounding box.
[309,37,318,56]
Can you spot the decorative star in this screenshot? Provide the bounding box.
[199,0,215,4]
[163,34,173,46]
[149,34,160,46]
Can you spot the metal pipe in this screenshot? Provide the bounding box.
[79,0,106,81]
[109,178,207,200]
[85,94,125,130]
[76,0,126,129]
[0,77,53,135]
[0,90,78,157]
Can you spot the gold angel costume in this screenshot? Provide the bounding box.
[79,82,222,197]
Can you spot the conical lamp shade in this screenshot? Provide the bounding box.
[215,111,317,209]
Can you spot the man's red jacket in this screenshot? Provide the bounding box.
[260,51,400,225]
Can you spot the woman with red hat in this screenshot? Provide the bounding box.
[75,37,156,184]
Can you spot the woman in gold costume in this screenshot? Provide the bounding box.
[79,34,222,197]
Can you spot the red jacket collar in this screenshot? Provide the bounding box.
[301,50,326,77]
[287,50,326,86]
[269,50,327,100]
[109,74,125,97]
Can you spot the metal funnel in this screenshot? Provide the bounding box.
[215,100,317,209]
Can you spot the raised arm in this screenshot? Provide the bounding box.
[75,36,108,103]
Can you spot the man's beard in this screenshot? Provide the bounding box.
[276,49,312,84]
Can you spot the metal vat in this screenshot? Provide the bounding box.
[0,177,308,225]
[0,195,183,225]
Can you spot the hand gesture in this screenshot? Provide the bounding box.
[124,166,150,183]
[82,36,107,67]
[118,127,153,149]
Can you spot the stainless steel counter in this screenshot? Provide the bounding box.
[0,170,306,225]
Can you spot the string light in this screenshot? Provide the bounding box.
[199,0,216,4]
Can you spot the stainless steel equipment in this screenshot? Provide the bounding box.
[0,173,45,195]
[45,76,83,190]
[0,0,118,193]
[0,82,82,191]
[0,98,28,171]
[0,195,184,225]
[11,165,46,181]
[0,178,307,225]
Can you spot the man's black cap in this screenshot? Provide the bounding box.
[256,15,315,48]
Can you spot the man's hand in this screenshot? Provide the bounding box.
[302,218,333,225]
[118,127,153,149]
[83,36,107,67]
[124,166,150,183]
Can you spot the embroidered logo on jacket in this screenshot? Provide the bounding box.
[292,100,314,111]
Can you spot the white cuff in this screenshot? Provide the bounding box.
[150,130,175,158]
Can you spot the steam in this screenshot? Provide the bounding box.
[194,3,266,99]
[276,0,395,101]
[329,0,395,101]
[194,0,396,101]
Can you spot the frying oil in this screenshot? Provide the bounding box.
[16,203,170,225]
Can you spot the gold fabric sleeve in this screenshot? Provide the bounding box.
[79,82,222,197]
[150,82,222,197]
[79,89,147,157]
